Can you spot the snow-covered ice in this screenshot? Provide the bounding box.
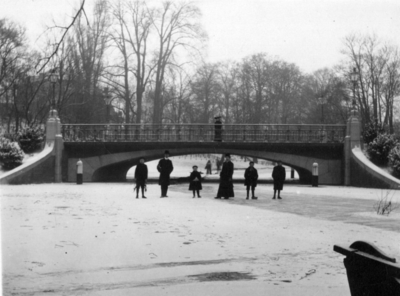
[1,181,399,296]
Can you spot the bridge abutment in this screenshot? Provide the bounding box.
[47,110,63,183]
[344,112,361,186]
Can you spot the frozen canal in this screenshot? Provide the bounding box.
[1,182,399,296]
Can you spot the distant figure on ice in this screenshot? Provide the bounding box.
[189,165,202,198]
[244,161,258,200]
[214,116,222,142]
[216,157,221,173]
[205,160,212,174]
[272,160,286,199]
[157,150,174,198]
[215,153,234,199]
[134,157,148,199]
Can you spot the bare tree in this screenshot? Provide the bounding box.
[305,68,349,124]
[233,61,253,123]
[189,63,221,123]
[149,1,206,124]
[218,61,237,124]
[0,18,28,132]
[342,34,400,130]
[106,0,135,124]
[381,47,400,133]
[35,0,88,74]
[107,0,155,124]
[161,66,191,123]
[67,0,110,123]
[17,51,49,127]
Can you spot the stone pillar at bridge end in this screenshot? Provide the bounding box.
[46,110,63,183]
[344,110,361,186]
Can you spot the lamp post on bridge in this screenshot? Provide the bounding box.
[13,83,19,132]
[103,87,113,123]
[316,96,327,124]
[344,67,361,186]
[49,69,58,112]
[349,67,359,116]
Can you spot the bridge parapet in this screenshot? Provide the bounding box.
[62,123,346,143]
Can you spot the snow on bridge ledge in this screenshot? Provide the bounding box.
[0,142,55,185]
[351,147,400,189]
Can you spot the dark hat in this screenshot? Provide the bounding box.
[192,165,198,169]
[139,156,145,160]
[249,161,254,164]
[164,150,170,155]
[225,153,231,157]
[214,115,221,119]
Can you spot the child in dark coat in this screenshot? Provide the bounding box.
[244,161,258,199]
[189,166,202,198]
[134,157,148,199]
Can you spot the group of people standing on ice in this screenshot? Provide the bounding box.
[133,150,286,200]
[213,153,286,200]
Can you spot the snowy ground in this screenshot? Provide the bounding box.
[1,182,400,296]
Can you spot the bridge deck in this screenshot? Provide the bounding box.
[62,124,346,143]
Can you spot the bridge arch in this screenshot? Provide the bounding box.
[64,142,343,184]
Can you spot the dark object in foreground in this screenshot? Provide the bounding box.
[334,241,400,296]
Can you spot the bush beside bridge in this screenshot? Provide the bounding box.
[0,137,24,170]
[364,131,400,180]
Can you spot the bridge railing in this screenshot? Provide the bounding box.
[61,123,346,143]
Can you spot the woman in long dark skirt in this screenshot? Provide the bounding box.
[215,153,234,199]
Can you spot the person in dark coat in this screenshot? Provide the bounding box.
[189,165,202,198]
[134,157,148,199]
[272,160,286,199]
[157,150,174,197]
[214,116,222,142]
[205,160,212,174]
[244,161,258,199]
[215,153,234,199]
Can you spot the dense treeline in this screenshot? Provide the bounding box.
[0,0,399,134]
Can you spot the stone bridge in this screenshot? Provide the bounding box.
[2,111,399,188]
[61,123,346,184]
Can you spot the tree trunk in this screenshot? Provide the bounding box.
[136,87,143,124]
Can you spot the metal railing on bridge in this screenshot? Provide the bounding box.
[61,123,346,143]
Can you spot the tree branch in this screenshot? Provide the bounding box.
[35,0,88,74]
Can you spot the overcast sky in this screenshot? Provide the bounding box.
[2,0,400,73]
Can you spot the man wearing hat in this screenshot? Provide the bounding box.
[214,116,222,142]
[215,153,234,199]
[157,150,174,197]
[134,157,148,199]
